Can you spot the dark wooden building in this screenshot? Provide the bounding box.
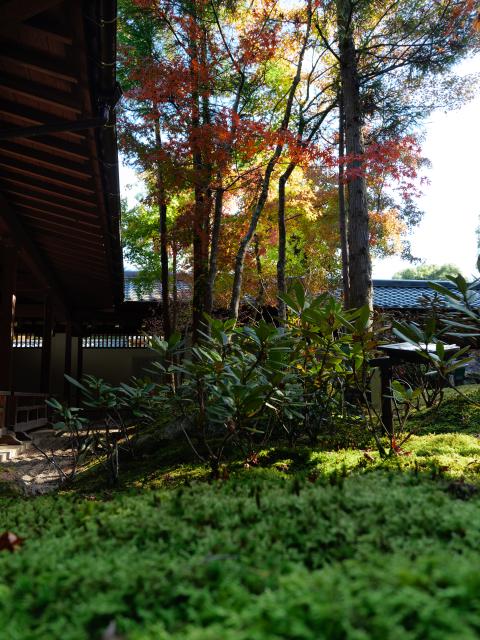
[0,0,123,439]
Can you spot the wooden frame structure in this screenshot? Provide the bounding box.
[0,0,123,439]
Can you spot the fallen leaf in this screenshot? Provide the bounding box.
[0,531,24,552]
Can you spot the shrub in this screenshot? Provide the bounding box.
[49,376,157,483]
[148,287,395,465]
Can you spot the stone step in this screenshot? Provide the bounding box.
[0,442,32,463]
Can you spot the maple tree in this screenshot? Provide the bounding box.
[117,0,479,333]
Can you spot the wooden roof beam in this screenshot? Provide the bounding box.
[18,209,101,235]
[0,44,77,84]
[0,142,91,180]
[0,75,81,115]
[0,98,86,143]
[0,1,63,28]
[0,176,97,208]
[7,136,89,163]
[0,193,69,313]
[5,191,99,220]
[0,160,95,195]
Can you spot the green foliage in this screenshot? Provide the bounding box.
[54,376,158,483]
[150,316,304,470]
[428,274,480,340]
[392,315,472,385]
[392,263,462,280]
[146,291,393,466]
[279,285,385,449]
[392,276,480,408]
[409,385,480,436]
[1,446,480,639]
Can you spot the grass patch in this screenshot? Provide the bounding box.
[1,391,480,639]
[1,467,480,640]
[409,385,480,435]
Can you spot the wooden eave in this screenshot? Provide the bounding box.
[0,0,123,318]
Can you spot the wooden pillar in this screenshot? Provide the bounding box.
[40,295,53,393]
[63,319,72,402]
[0,242,17,393]
[76,331,83,405]
[0,242,17,437]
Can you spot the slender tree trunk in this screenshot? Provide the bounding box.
[337,0,372,311]
[190,23,211,339]
[229,155,279,318]
[206,180,224,315]
[338,92,350,307]
[275,100,334,321]
[172,241,178,333]
[277,162,296,324]
[154,117,171,338]
[229,0,313,319]
[253,233,266,310]
[192,186,210,338]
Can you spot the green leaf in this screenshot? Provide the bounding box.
[354,305,370,332]
[292,282,305,310]
[168,331,182,349]
[278,291,300,314]
[64,374,88,392]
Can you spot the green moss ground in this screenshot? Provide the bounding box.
[1,389,480,639]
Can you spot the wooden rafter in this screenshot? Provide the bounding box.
[0,44,77,83]
[0,1,63,31]
[0,193,69,312]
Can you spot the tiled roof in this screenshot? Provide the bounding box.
[124,272,478,310]
[372,279,451,309]
[124,271,190,302]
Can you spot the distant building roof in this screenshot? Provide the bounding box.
[372,279,452,309]
[124,271,190,302]
[124,272,477,310]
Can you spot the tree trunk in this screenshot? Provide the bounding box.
[190,23,211,340]
[154,117,171,338]
[277,162,296,324]
[253,233,266,310]
[337,0,372,311]
[229,0,313,319]
[338,91,350,307]
[229,154,279,319]
[172,241,178,333]
[206,181,224,315]
[192,186,211,338]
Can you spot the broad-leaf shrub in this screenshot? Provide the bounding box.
[150,317,304,471]
[392,275,476,403]
[148,288,393,465]
[49,376,157,483]
[279,286,384,451]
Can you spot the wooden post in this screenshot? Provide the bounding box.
[0,242,17,390]
[379,359,393,438]
[0,241,17,438]
[40,294,53,393]
[63,319,72,402]
[369,356,393,439]
[76,331,83,405]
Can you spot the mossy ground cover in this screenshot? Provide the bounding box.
[1,391,480,640]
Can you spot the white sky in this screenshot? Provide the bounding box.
[373,54,480,279]
[119,54,480,279]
